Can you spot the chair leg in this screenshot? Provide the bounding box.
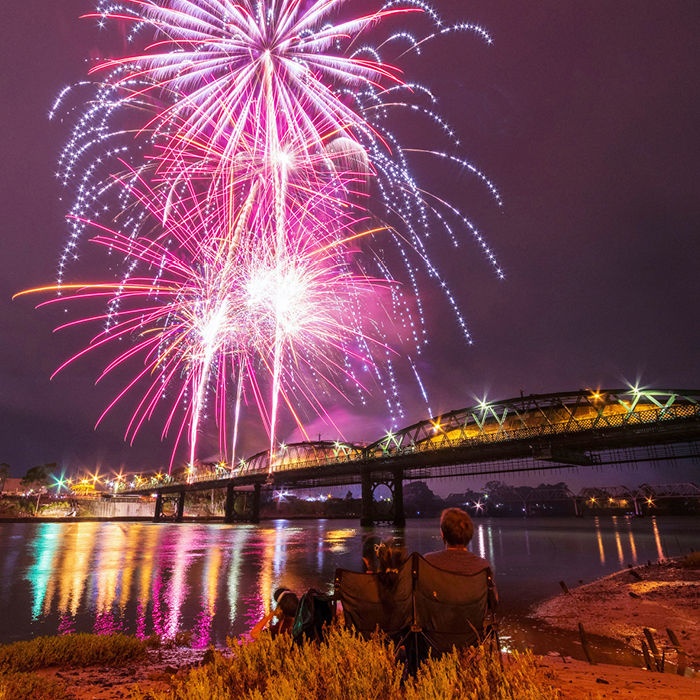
[493,627,504,670]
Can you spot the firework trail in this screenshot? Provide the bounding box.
[19,176,390,469]
[35,0,503,471]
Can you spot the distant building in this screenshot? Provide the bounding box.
[0,478,47,495]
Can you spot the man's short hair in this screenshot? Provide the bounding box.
[440,508,474,546]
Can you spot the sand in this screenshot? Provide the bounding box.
[538,656,700,700]
[532,559,700,668]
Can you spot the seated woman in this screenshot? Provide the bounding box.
[361,534,383,573]
[250,586,299,640]
[376,537,405,589]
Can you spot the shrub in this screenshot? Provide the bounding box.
[0,633,148,672]
[0,671,68,700]
[132,626,558,700]
[405,646,559,700]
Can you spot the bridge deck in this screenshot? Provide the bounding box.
[122,389,700,495]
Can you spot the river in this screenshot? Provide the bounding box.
[1,516,698,653]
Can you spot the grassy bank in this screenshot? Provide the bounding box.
[0,628,561,700]
[0,633,149,700]
[133,626,559,700]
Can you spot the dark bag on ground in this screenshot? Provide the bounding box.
[291,588,334,644]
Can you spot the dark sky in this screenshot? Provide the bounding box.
[1,1,699,491]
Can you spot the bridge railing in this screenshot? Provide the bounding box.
[374,404,699,457]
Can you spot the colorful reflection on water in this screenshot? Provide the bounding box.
[1,516,698,645]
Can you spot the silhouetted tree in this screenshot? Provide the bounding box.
[404,481,443,516]
[0,463,9,490]
[21,463,57,489]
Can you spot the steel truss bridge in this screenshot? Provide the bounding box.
[123,389,700,524]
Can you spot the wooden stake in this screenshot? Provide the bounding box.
[641,640,654,671]
[578,622,596,665]
[643,628,662,672]
[666,628,687,676]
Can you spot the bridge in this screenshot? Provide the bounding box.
[121,388,700,525]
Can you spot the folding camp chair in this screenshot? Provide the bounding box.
[335,552,498,672]
[334,556,414,643]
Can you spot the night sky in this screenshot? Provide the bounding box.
[1,1,699,492]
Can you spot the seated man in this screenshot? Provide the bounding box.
[424,508,498,604]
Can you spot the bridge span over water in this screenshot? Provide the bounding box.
[124,388,700,525]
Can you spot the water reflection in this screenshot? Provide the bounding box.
[595,517,606,565]
[164,526,196,638]
[60,523,95,619]
[136,525,160,638]
[1,517,697,646]
[93,524,128,634]
[226,527,250,627]
[626,520,638,563]
[477,524,486,560]
[27,524,60,621]
[612,517,624,566]
[652,517,664,559]
[194,528,223,647]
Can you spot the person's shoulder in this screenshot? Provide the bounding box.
[460,550,492,569]
[424,548,492,575]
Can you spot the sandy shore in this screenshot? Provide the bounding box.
[538,656,700,700]
[531,559,700,668]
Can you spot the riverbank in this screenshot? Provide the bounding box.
[16,637,700,700]
[532,554,700,669]
[537,655,700,699]
[5,558,700,700]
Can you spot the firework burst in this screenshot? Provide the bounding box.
[34,0,504,470]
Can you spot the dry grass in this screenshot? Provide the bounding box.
[0,671,69,700]
[0,633,148,672]
[132,626,559,700]
[405,646,559,700]
[0,633,149,700]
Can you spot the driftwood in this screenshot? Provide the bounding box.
[641,639,654,671]
[559,580,570,595]
[578,622,596,665]
[667,628,687,676]
[643,628,663,672]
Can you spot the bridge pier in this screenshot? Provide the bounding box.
[176,490,186,521]
[224,483,235,522]
[223,483,262,523]
[153,491,186,521]
[361,470,373,526]
[393,470,405,527]
[360,469,405,526]
[252,483,261,524]
[153,492,163,522]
